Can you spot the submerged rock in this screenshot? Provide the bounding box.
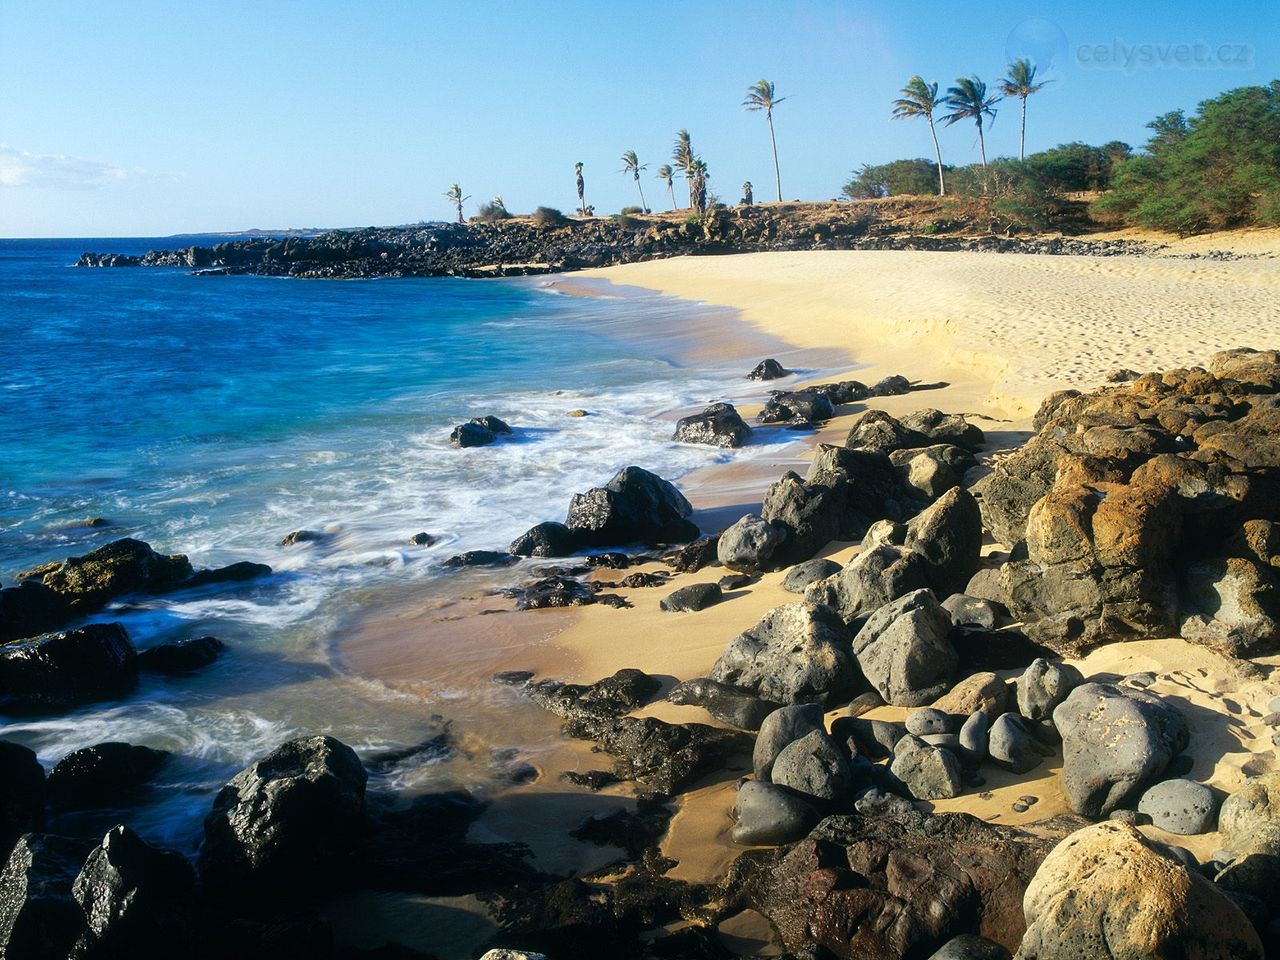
[450,421,497,447]
[17,538,192,615]
[747,358,787,381]
[509,521,579,558]
[137,635,225,674]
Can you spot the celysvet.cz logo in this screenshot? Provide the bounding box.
[1077,40,1254,71]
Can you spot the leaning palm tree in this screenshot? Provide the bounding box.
[443,183,469,224]
[891,76,947,196]
[574,162,587,216]
[672,129,694,207]
[620,150,650,212]
[999,58,1049,161]
[655,164,677,211]
[941,76,1001,167]
[689,158,709,213]
[743,80,787,202]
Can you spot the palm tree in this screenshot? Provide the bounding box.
[942,76,1001,167]
[891,76,947,196]
[656,164,676,211]
[672,129,694,207]
[444,183,469,224]
[999,58,1049,161]
[620,150,650,212]
[743,80,787,202]
[574,162,587,216]
[689,158,709,213]
[741,181,754,206]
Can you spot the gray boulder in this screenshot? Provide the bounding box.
[732,780,818,845]
[903,486,983,598]
[928,934,1011,960]
[659,582,722,612]
[852,589,957,707]
[890,444,977,500]
[1219,772,1280,856]
[958,711,990,764]
[1138,778,1218,835]
[804,543,931,624]
[666,678,781,731]
[889,734,962,800]
[673,402,752,448]
[988,712,1052,774]
[716,514,786,573]
[905,707,953,736]
[899,408,985,451]
[752,703,824,780]
[710,602,855,705]
[1053,683,1190,817]
[845,409,927,453]
[761,473,845,567]
[781,558,841,594]
[1016,658,1084,722]
[770,729,852,800]
[942,593,1002,630]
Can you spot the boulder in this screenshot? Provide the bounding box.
[0,623,138,713]
[942,594,1003,630]
[199,735,368,900]
[0,833,93,960]
[662,535,719,573]
[183,560,272,589]
[442,550,517,568]
[0,743,44,860]
[804,543,931,624]
[1218,772,1280,856]
[831,716,904,761]
[659,582,722,612]
[72,825,196,957]
[17,538,192,614]
[732,780,818,846]
[854,786,917,816]
[932,672,1009,722]
[844,409,928,453]
[564,467,698,547]
[890,735,962,800]
[0,582,71,644]
[804,444,909,538]
[852,589,957,707]
[512,576,597,609]
[899,409,985,451]
[1015,658,1083,723]
[710,602,856,705]
[1137,778,1217,835]
[906,708,954,736]
[450,421,496,447]
[987,713,1051,774]
[770,729,853,800]
[760,472,845,566]
[717,515,786,573]
[672,402,752,448]
[137,635,225,674]
[1180,557,1280,657]
[1053,683,1189,817]
[1018,821,1262,960]
[666,678,781,731]
[747,358,787,380]
[891,445,977,500]
[509,521,579,558]
[470,415,512,435]
[758,390,835,424]
[781,558,841,594]
[958,711,990,764]
[753,703,825,780]
[929,934,1011,960]
[46,743,168,809]
[753,811,1070,959]
[903,487,983,599]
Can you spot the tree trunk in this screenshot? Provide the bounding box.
[928,116,946,196]
[635,176,648,213]
[977,119,987,167]
[455,202,463,224]
[667,183,676,211]
[1019,96,1027,161]
[767,110,782,202]
[686,174,694,209]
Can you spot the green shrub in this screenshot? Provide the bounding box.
[619,205,644,215]
[843,159,945,198]
[610,213,644,230]
[474,201,511,222]
[531,206,570,228]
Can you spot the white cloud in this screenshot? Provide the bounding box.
[0,144,140,190]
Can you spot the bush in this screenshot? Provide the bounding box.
[1093,83,1280,234]
[474,201,511,222]
[610,213,644,230]
[1022,141,1131,192]
[843,159,945,199]
[619,205,644,215]
[531,206,570,228]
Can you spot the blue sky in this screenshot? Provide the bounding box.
[2,0,1277,237]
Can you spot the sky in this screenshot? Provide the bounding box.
[1,0,1278,237]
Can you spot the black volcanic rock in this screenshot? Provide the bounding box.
[46,742,169,809]
[565,466,698,547]
[17,538,192,615]
[510,521,579,558]
[748,359,788,380]
[0,624,138,713]
[137,635,225,674]
[673,402,752,448]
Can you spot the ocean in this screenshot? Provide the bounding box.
[0,236,799,853]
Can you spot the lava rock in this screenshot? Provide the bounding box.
[958,711,990,764]
[442,550,517,568]
[280,528,323,545]
[0,581,72,644]
[199,735,368,901]
[1053,683,1189,817]
[710,602,856,705]
[931,672,1010,722]
[1016,658,1084,723]
[906,708,954,736]
[891,444,978,500]
[0,742,44,859]
[1218,772,1280,857]
[753,703,825,780]
[929,934,1012,960]
[662,536,719,573]
[890,734,962,800]
[1138,778,1218,835]
[564,466,698,547]
[470,415,512,435]
[716,514,786,573]
[137,635,225,674]
[509,521,579,558]
[770,729,853,801]
[853,786,917,816]
[17,538,192,615]
[46,743,168,809]
[758,390,835,425]
[747,358,787,381]
[942,593,1003,630]
[831,716,904,761]
[804,543,932,624]
[899,408,986,452]
[760,472,845,567]
[988,713,1052,775]
[781,558,841,594]
[512,576,597,609]
[659,582,722,612]
[673,402,752,448]
[0,623,138,713]
[184,560,272,589]
[903,487,984,599]
[844,409,929,454]
[732,780,818,846]
[0,833,94,960]
[450,421,496,447]
[1180,557,1280,657]
[666,678,781,731]
[852,589,957,707]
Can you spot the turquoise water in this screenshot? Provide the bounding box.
[0,237,790,852]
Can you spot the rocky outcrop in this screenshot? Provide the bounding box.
[673,402,751,448]
[0,624,138,713]
[759,390,836,425]
[747,359,788,381]
[759,472,845,567]
[46,743,168,809]
[1018,822,1262,959]
[666,678,781,731]
[852,590,957,707]
[199,735,368,901]
[710,602,857,705]
[17,539,192,615]
[136,635,225,674]
[509,521,578,558]
[564,466,698,547]
[0,833,94,960]
[0,743,44,860]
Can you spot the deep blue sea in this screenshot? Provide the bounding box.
[0,236,798,853]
